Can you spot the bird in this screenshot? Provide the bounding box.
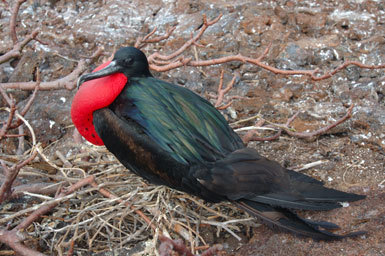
[71,46,365,240]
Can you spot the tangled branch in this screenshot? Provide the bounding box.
[135,14,384,79]
[0,0,40,64]
[0,176,95,256]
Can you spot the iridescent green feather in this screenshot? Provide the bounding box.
[120,77,244,165]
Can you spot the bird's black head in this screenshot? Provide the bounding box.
[77,47,152,88]
[112,47,152,77]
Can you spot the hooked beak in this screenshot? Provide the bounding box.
[77,60,122,89]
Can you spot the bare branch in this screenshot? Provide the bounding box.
[211,70,238,109]
[0,177,94,256]
[90,180,156,231]
[283,104,354,138]
[0,150,38,203]
[242,118,286,143]
[0,59,85,90]
[158,236,194,256]
[9,0,27,44]
[143,19,384,80]
[242,106,354,142]
[135,26,176,49]
[0,229,45,256]
[310,61,385,81]
[0,97,16,140]
[9,182,62,199]
[0,29,39,64]
[147,14,223,66]
[1,47,103,91]
[16,175,94,230]
[158,235,223,256]
[7,69,40,130]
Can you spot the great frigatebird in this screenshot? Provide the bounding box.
[71,47,365,240]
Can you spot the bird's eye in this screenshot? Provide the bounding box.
[124,58,134,66]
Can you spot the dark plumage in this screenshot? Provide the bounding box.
[71,47,366,240]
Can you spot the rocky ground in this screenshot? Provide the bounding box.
[0,0,384,255]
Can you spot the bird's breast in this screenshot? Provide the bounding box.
[71,62,127,145]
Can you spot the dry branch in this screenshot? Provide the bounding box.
[9,0,28,43]
[9,182,62,199]
[138,14,385,83]
[282,104,354,138]
[135,26,176,49]
[1,0,40,64]
[0,176,95,256]
[0,76,41,202]
[1,59,85,90]
[0,229,45,256]
[208,70,238,109]
[241,105,354,143]
[90,180,156,231]
[0,96,16,140]
[17,175,94,230]
[0,70,41,133]
[148,14,222,65]
[0,47,104,91]
[0,29,39,64]
[158,235,223,256]
[0,150,38,203]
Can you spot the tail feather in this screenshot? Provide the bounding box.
[233,200,366,240]
[251,193,342,211]
[248,181,366,211]
[292,181,366,203]
[286,169,324,185]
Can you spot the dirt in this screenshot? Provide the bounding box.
[0,0,384,255]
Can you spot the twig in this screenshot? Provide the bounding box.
[213,70,238,108]
[0,94,16,140]
[144,18,384,78]
[200,244,224,256]
[0,102,38,203]
[1,47,103,90]
[17,176,94,230]
[242,117,287,143]
[242,105,354,142]
[90,180,156,231]
[0,150,38,203]
[9,182,62,199]
[0,229,45,256]
[17,125,24,155]
[147,14,223,68]
[311,61,385,80]
[158,235,194,256]
[289,160,329,172]
[135,26,176,49]
[0,59,84,90]
[7,69,40,130]
[9,0,27,44]
[158,235,224,256]
[56,150,73,168]
[282,105,354,139]
[0,176,94,256]
[0,29,39,64]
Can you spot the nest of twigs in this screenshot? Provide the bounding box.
[0,140,257,255]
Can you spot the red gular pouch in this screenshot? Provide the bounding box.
[71,61,127,145]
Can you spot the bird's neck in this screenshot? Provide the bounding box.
[71,62,128,145]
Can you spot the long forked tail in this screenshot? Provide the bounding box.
[233,199,366,240]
